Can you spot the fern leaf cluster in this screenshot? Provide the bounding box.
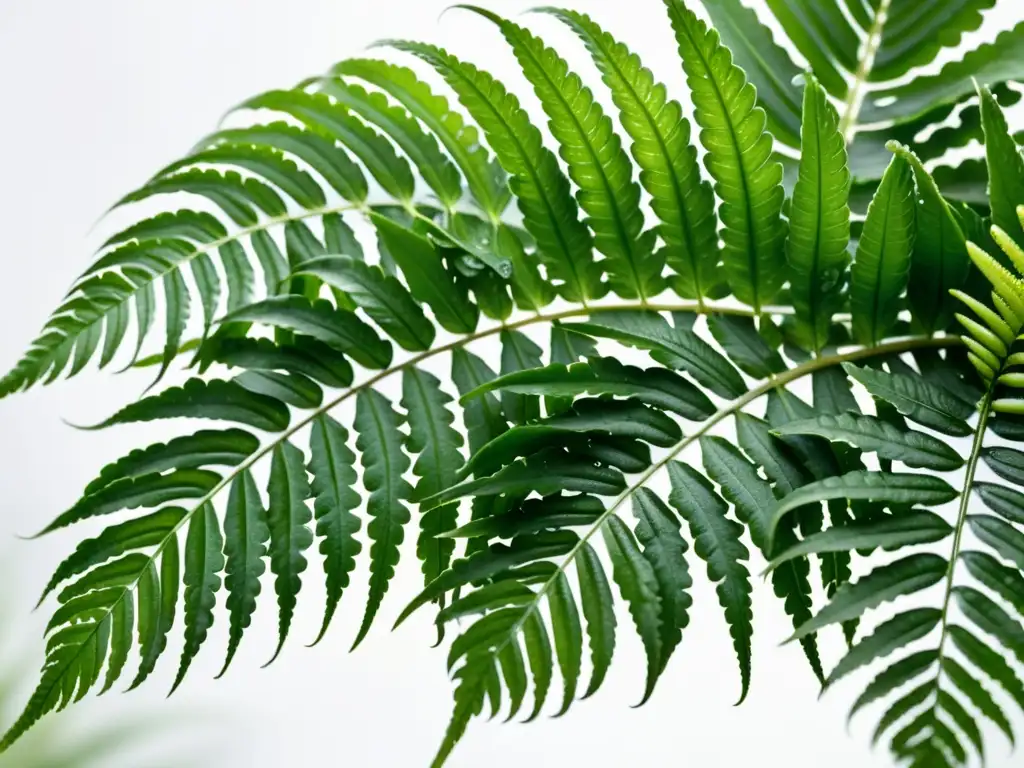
[1,1,1023,766]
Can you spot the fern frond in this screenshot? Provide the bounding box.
[465,7,661,300]
[785,74,850,353]
[388,40,602,302]
[546,8,721,300]
[664,0,787,310]
[720,0,1023,207]
[4,3,1024,766]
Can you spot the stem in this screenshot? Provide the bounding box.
[938,392,992,648]
[838,0,891,144]
[926,387,995,717]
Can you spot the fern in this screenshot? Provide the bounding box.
[1,2,1023,767]
[711,0,1024,208]
[767,104,1024,766]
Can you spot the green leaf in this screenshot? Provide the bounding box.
[760,0,852,99]
[949,624,1024,722]
[954,586,1024,663]
[498,330,543,425]
[961,550,1024,617]
[982,447,1024,487]
[548,9,721,299]
[469,7,660,299]
[451,348,509,548]
[872,682,933,746]
[565,311,745,399]
[237,88,413,200]
[842,363,974,437]
[334,58,508,214]
[888,143,971,334]
[967,514,1024,572]
[370,214,479,334]
[664,0,787,309]
[319,77,462,208]
[153,143,326,209]
[812,366,859,417]
[392,41,601,302]
[576,542,616,700]
[234,370,322,410]
[788,554,947,641]
[194,122,368,202]
[293,255,434,351]
[437,582,534,623]
[81,429,258,496]
[101,592,133,695]
[980,84,1024,246]
[937,689,985,762]
[426,451,625,509]
[39,510,179,613]
[117,167,285,225]
[784,76,851,351]
[352,390,413,649]
[768,511,952,570]
[942,654,1016,747]
[170,503,224,693]
[0,614,114,749]
[442,495,602,540]
[218,471,269,676]
[602,514,663,705]
[223,296,392,370]
[157,270,190,384]
[633,489,692,678]
[307,415,362,644]
[206,335,354,389]
[464,357,714,421]
[698,0,802,147]
[87,378,290,432]
[264,441,314,665]
[768,471,958,549]
[706,314,784,378]
[131,535,179,690]
[849,650,939,721]
[403,368,464,590]
[774,413,963,471]
[862,22,1024,125]
[521,611,553,722]
[734,413,810,496]
[973,483,1024,526]
[102,208,225,248]
[701,436,820,679]
[850,154,916,345]
[667,461,752,703]
[464,400,681,476]
[57,554,147,606]
[39,469,220,535]
[396,532,578,627]
[871,0,996,81]
[824,608,942,691]
[547,570,582,715]
[430,654,490,768]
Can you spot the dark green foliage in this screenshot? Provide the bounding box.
[2,2,1024,767]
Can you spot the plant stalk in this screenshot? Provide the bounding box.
[838,0,891,144]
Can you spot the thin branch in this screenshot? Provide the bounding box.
[838,0,892,144]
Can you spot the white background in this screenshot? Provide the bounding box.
[0,1,1022,766]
